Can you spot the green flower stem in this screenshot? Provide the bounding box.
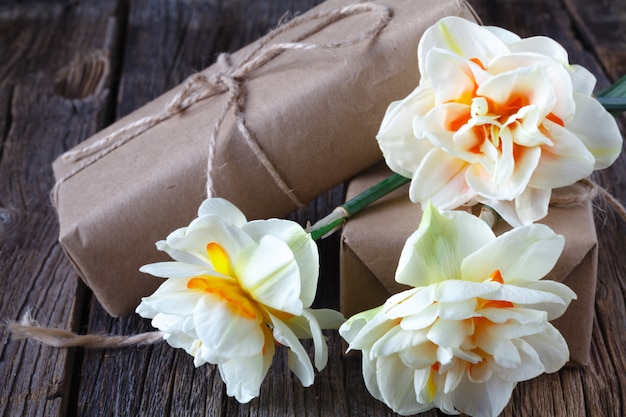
[308,173,410,240]
[597,75,626,112]
[596,97,626,112]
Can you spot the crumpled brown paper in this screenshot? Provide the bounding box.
[340,163,598,366]
[52,0,480,316]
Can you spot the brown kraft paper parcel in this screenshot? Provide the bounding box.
[52,0,480,316]
[340,164,598,366]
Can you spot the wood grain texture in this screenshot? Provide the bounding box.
[0,1,121,416]
[0,0,624,416]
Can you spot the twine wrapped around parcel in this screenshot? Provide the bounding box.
[51,2,393,209]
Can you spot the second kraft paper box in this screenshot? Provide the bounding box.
[340,164,598,366]
[52,0,480,316]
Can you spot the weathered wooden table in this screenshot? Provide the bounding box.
[1,0,625,416]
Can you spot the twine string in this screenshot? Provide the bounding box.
[51,2,393,208]
[8,313,163,349]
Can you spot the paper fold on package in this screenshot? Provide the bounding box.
[53,0,479,316]
[340,164,598,366]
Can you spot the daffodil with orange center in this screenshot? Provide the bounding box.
[136,198,345,403]
[339,203,576,417]
[376,16,622,226]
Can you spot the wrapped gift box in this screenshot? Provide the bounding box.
[53,0,480,316]
[340,164,598,366]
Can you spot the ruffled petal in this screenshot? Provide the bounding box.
[396,204,495,287]
[408,148,475,209]
[271,315,315,387]
[513,280,576,320]
[376,85,437,177]
[461,223,564,283]
[450,374,516,417]
[197,197,248,227]
[300,309,328,371]
[375,354,423,415]
[426,48,478,105]
[139,261,214,279]
[418,16,511,74]
[243,218,319,307]
[236,235,302,315]
[566,93,623,170]
[218,325,274,403]
[193,296,265,361]
[480,185,551,227]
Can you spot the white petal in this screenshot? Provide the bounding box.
[395,203,495,287]
[566,93,623,170]
[361,354,384,402]
[287,308,345,339]
[451,374,516,417]
[342,307,396,352]
[569,65,596,95]
[236,235,302,315]
[398,304,439,331]
[522,323,569,372]
[461,223,564,283]
[428,318,473,348]
[528,122,595,189]
[477,66,558,122]
[479,306,546,325]
[193,296,265,359]
[271,315,315,387]
[371,324,428,358]
[376,86,436,177]
[243,219,319,307]
[418,16,510,75]
[488,53,575,123]
[375,354,423,415]
[398,343,439,369]
[491,338,544,382]
[408,148,475,209]
[480,186,551,227]
[434,278,500,300]
[512,280,576,320]
[426,48,477,105]
[168,215,251,267]
[218,331,274,403]
[465,134,541,200]
[300,309,328,371]
[385,287,435,320]
[139,261,214,279]
[197,198,247,227]
[507,36,569,63]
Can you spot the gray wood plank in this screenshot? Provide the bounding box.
[0,1,123,416]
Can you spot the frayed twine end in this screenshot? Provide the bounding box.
[7,312,163,349]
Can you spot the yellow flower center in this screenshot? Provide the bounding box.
[185,242,260,320]
[186,242,295,324]
[187,276,260,320]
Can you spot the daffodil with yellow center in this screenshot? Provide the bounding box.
[339,203,576,417]
[136,198,345,403]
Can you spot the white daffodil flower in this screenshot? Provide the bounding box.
[376,16,622,226]
[136,198,345,403]
[339,203,576,417]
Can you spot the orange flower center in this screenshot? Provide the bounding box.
[187,276,260,320]
[185,242,261,320]
[186,242,295,324]
[443,58,565,159]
